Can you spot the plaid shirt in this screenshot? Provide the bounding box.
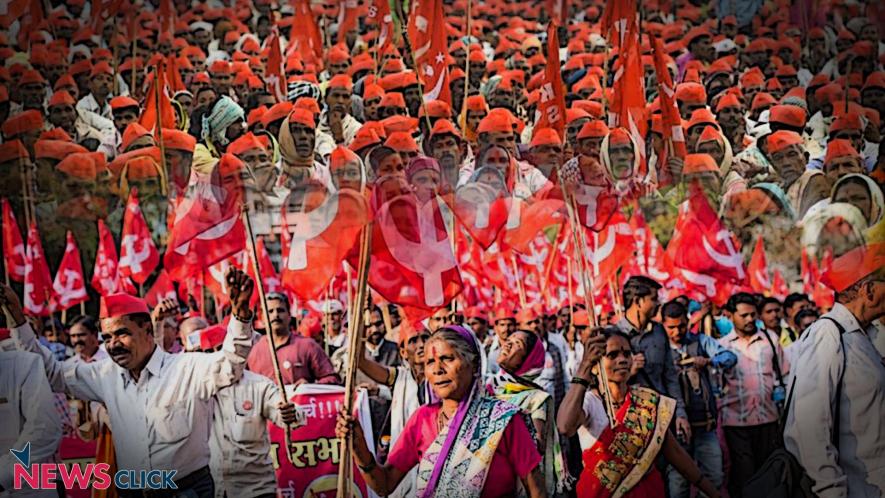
[718,329,790,427]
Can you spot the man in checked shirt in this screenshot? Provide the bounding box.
[2,268,258,498]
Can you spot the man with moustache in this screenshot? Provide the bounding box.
[2,268,257,497]
[426,119,467,192]
[247,292,339,386]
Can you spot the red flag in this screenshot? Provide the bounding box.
[289,0,324,68]
[118,188,160,284]
[668,183,746,297]
[546,0,568,25]
[771,269,789,299]
[140,64,176,133]
[23,223,53,316]
[411,0,451,104]
[165,154,246,282]
[265,33,286,103]
[500,198,566,253]
[747,235,771,293]
[451,184,514,250]
[246,235,281,306]
[801,247,817,295]
[575,213,634,285]
[367,188,462,310]
[145,269,178,309]
[337,0,360,43]
[2,199,26,282]
[534,22,567,137]
[651,35,686,184]
[602,0,649,182]
[367,0,394,53]
[157,0,175,35]
[52,231,88,311]
[623,209,673,284]
[165,55,186,94]
[281,188,368,301]
[93,219,123,296]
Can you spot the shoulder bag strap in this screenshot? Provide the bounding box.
[820,317,847,449]
[761,329,785,387]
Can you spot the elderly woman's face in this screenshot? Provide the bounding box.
[497,330,531,373]
[425,337,475,401]
[833,182,872,221]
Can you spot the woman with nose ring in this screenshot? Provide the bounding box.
[558,329,721,498]
[336,325,547,497]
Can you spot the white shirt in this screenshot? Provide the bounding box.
[784,303,885,498]
[0,350,62,497]
[12,318,253,478]
[76,93,112,121]
[210,371,287,498]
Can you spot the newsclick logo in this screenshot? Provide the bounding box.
[10,442,178,491]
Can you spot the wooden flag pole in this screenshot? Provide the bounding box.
[242,205,296,466]
[511,253,527,308]
[154,62,170,197]
[337,224,373,498]
[556,170,617,426]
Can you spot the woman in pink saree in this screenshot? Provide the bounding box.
[337,325,547,497]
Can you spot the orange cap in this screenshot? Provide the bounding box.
[35,140,87,161]
[769,104,807,128]
[329,145,361,171]
[675,82,707,104]
[683,153,719,175]
[350,127,382,152]
[429,119,462,140]
[57,152,101,180]
[161,129,196,153]
[48,90,76,107]
[767,130,804,153]
[122,123,151,151]
[2,110,44,137]
[384,131,419,153]
[823,139,860,166]
[227,132,268,156]
[327,74,353,90]
[465,95,488,112]
[0,140,30,163]
[530,127,562,147]
[577,119,610,139]
[287,108,316,129]
[110,96,139,110]
[820,242,885,292]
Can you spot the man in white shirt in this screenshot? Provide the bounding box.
[2,268,256,497]
[0,347,62,498]
[75,61,115,121]
[784,256,885,498]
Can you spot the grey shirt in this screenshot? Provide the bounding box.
[784,303,885,498]
[616,317,687,419]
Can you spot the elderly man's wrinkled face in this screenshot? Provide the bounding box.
[608,143,635,180]
[289,122,316,158]
[770,144,807,185]
[824,156,864,184]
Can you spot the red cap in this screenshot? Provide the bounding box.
[380,92,407,109]
[829,112,863,134]
[328,74,353,91]
[161,129,196,152]
[110,96,139,111]
[577,119,610,139]
[122,123,151,151]
[90,61,114,78]
[715,93,742,112]
[464,306,487,320]
[262,102,294,127]
[750,92,777,111]
[329,145,360,171]
[767,130,804,153]
[515,308,538,323]
[57,152,103,180]
[824,139,861,166]
[429,119,462,140]
[384,131,419,153]
[2,110,44,137]
[100,293,150,319]
[530,127,562,147]
[419,100,452,119]
[48,90,76,107]
[821,243,885,292]
[350,127,382,152]
[493,305,515,321]
[465,95,488,112]
[769,104,807,128]
[18,69,46,86]
[228,132,268,156]
[0,140,29,164]
[675,82,707,104]
[477,111,514,134]
[683,153,719,175]
[287,108,316,129]
[35,140,88,161]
